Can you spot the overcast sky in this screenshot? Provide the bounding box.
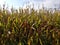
[0,0,60,9]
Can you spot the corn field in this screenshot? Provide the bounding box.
[0,5,60,45]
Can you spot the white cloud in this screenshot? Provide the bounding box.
[23,0,43,9]
[0,0,60,9]
[41,0,60,9]
[23,0,60,9]
[0,0,6,5]
[42,0,60,8]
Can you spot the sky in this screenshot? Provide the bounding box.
[0,0,60,9]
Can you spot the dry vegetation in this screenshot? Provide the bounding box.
[0,5,60,45]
